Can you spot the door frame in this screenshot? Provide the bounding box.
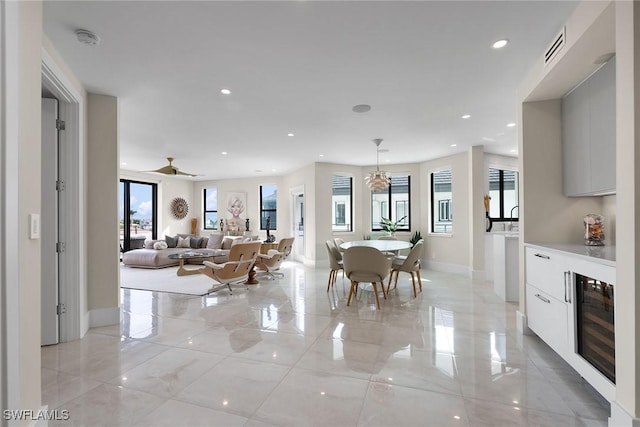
[289,185,305,263]
[42,48,86,341]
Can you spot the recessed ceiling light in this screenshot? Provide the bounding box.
[319,154,324,157]
[492,39,509,49]
[510,149,517,153]
[482,137,496,142]
[507,122,516,128]
[451,144,457,147]
[461,114,471,119]
[221,151,228,155]
[220,88,231,95]
[271,168,277,172]
[287,133,294,137]
[352,104,371,113]
[120,162,127,166]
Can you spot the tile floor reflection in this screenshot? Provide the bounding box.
[42,263,609,426]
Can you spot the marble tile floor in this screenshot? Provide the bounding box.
[42,262,610,426]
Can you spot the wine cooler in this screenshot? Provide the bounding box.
[576,273,615,383]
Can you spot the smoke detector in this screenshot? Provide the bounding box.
[75,29,100,46]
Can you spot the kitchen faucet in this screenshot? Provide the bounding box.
[509,205,519,231]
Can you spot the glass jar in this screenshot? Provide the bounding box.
[584,214,605,246]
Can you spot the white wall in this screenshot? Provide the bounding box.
[420,152,470,274]
[87,94,119,317]
[16,0,43,416]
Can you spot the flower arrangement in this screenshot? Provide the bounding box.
[379,216,407,234]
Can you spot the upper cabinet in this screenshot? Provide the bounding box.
[562,57,616,197]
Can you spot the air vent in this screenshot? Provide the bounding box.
[544,27,566,67]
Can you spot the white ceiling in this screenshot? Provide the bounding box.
[43,0,579,181]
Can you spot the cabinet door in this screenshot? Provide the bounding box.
[525,247,564,301]
[589,58,616,194]
[526,285,569,358]
[562,80,591,196]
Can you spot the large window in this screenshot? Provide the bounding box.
[119,179,157,252]
[332,175,352,232]
[203,187,218,230]
[371,175,410,231]
[489,168,519,221]
[260,184,277,230]
[431,169,452,233]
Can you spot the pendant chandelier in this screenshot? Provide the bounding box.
[365,138,390,191]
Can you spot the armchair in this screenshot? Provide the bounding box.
[254,237,295,280]
[203,241,261,294]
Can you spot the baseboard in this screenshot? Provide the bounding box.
[609,400,640,426]
[516,310,530,335]
[422,259,470,276]
[470,269,486,281]
[89,306,121,328]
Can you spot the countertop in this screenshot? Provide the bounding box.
[525,242,616,267]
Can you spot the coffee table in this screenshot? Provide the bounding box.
[168,251,223,278]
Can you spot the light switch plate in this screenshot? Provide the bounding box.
[29,213,40,240]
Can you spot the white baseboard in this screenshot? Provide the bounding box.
[470,269,486,281]
[422,259,470,276]
[609,400,640,426]
[89,306,121,328]
[516,310,530,335]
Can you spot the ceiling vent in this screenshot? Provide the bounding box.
[544,27,565,67]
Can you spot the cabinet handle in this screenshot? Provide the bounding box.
[535,293,551,304]
[534,253,550,260]
[564,271,571,303]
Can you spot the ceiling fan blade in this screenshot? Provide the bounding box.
[148,165,177,175]
[175,170,198,177]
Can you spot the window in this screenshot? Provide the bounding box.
[371,175,410,231]
[203,187,218,229]
[489,168,519,221]
[260,184,277,230]
[119,179,157,252]
[332,175,352,231]
[431,169,452,233]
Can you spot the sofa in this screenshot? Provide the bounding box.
[122,233,250,269]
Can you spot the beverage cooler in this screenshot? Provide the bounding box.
[575,273,615,383]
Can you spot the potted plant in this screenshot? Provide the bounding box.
[410,230,423,247]
[379,216,407,235]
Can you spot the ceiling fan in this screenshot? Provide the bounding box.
[147,157,198,177]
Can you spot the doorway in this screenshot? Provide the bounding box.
[290,187,305,262]
[120,179,158,253]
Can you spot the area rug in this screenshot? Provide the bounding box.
[120,265,216,296]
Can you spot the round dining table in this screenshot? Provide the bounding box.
[339,239,412,252]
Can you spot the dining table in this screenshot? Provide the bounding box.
[339,239,412,252]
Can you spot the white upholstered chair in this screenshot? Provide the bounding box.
[343,246,391,310]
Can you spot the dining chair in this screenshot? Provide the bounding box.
[343,246,391,309]
[387,239,424,298]
[325,240,344,292]
[333,238,346,254]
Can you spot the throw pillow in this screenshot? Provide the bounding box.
[153,241,168,250]
[207,233,224,249]
[144,239,158,249]
[165,235,178,248]
[221,236,237,250]
[190,236,203,249]
[178,236,191,248]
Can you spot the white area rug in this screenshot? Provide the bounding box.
[120,265,217,296]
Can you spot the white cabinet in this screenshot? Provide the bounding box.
[525,247,571,357]
[562,57,616,196]
[526,285,569,358]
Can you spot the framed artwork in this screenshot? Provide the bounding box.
[225,192,247,232]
